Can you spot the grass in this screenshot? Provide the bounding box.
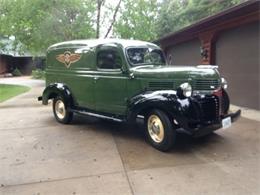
[0,84,30,103]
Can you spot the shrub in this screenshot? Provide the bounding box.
[31,69,45,79]
[12,68,22,76]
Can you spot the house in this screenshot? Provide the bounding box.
[0,54,34,76]
[155,1,260,110]
[0,54,12,75]
[0,36,45,76]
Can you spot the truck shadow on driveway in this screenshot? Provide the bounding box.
[69,114,246,171]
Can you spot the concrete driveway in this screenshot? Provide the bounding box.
[0,77,259,195]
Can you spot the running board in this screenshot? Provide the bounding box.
[71,109,124,123]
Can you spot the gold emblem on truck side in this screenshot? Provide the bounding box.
[56,51,81,68]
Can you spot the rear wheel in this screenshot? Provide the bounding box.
[145,109,176,151]
[53,96,73,124]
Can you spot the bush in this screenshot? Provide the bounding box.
[31,69,45,79]
[12,68,22,76]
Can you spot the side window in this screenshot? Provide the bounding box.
[97,49,122,69]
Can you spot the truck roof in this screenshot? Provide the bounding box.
[47,39,160,51]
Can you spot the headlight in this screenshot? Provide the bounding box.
[177,82,192,98]
[221,77,228,89]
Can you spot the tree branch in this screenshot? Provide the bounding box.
[104,0,122,38]
[96,0,105,38]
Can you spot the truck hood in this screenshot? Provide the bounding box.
[130,65,220,80]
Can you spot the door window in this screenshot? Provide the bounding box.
[97,50,122,69]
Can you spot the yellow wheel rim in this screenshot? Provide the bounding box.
[147,114,165,143]
[55,100,66,119]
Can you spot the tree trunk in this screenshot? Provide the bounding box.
[96,0,103,38]
[104,0,122,38]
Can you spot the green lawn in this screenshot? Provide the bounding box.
[0,84,30,103]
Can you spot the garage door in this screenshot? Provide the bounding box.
[216,22,259,110]
[167,38,201,66]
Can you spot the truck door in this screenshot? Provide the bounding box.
[94,44,128,115]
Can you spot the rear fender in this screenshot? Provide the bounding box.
[41,83,74,107]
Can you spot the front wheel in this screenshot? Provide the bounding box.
[53,96,73,124]
[145,109,176,152]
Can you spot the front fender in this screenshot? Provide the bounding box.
[126,90,197,128]
[41,83,74,106]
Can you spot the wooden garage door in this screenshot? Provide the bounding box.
[216,22,259,110]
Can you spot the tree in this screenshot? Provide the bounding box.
[155,0,248,37]
[104,0,122,38]
[0,0,248,54]
[96,0,105,38]
[0,0,96,54]
[113,0,159,41]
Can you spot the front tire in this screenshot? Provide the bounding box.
[145,109,176,151]
[53,96,73,124]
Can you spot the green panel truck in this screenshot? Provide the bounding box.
[38,39,241,151]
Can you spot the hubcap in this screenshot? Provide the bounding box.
[55,100,66,119]
[147,115,164,143]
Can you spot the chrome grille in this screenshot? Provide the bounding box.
[197,96,220,122]
[148,81,175,90]
[194,79,220,91]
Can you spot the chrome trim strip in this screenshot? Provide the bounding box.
[72,109,123,122]
[193,89,221,95]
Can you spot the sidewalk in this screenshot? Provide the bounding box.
[0,76,44,87]
[230,104,260,122]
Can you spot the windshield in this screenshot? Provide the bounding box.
[126,47,166,66]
